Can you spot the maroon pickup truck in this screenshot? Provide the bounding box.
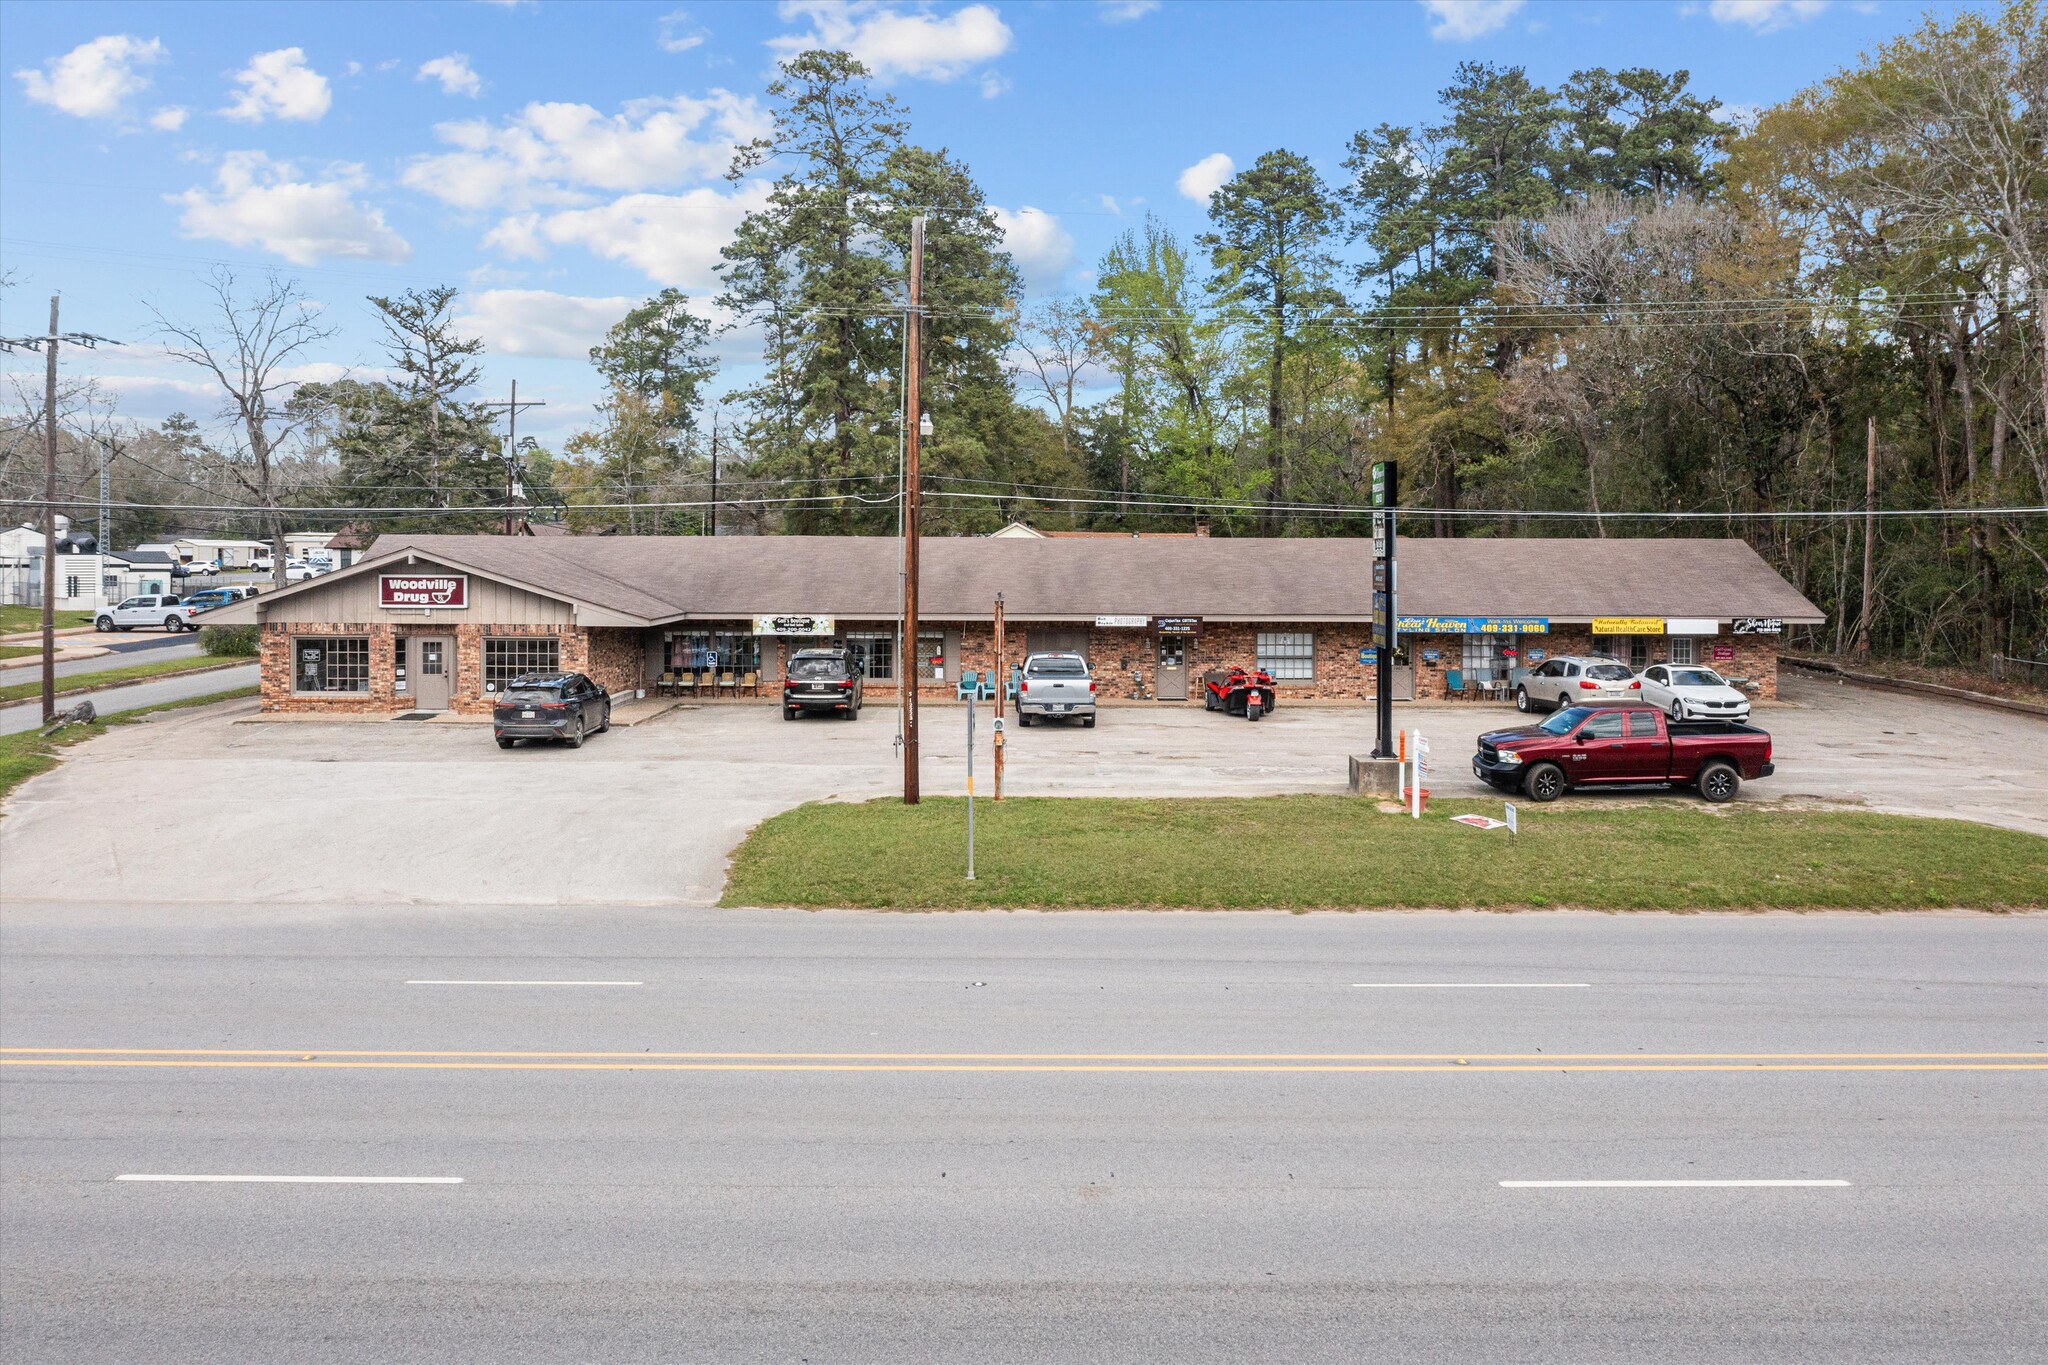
[1472,703,1774,803]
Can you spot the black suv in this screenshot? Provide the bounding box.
[783,648,863,720]
[494,673,611,748]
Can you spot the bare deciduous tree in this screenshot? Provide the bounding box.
[153,271,335,587]
[1013,298,1106,463]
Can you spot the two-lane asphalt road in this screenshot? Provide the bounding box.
[2,906,2042,1363]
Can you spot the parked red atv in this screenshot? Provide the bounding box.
[1203,666,1277,721]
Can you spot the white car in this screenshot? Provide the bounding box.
[95,594,197,632]
[1636,663,1752,722]
[284,560,318,583]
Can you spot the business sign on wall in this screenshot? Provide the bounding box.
[379,574,468,609]
[1592,617,1664,635]
[1396,616,1548,635]
[753,614,835,636]
[1733,617,1783,635]
[1094,615,1149,628]
[1153,616,1202,635]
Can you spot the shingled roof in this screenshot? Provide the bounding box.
[215,533,1822,627]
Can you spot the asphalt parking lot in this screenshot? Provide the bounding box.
[2,672,2041,908]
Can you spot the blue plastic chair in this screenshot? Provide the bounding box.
[1007,666,1022,701]
[955,669,979,700]
[1445,667,1464,697]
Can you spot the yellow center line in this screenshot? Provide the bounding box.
[0,1048,2042,1074]
[5,1048,2045,1062]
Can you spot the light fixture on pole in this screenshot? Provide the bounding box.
[919,412,933,438]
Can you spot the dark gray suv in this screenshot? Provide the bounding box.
[782,648,864,719]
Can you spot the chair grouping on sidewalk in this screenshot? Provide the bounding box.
[654,669,761,699]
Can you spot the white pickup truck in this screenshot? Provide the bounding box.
[1016,652,1097,728]
[95,594,198,632]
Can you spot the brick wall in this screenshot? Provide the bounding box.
[583,627,647,698]
[259,623,631,714]
[859,621,1781,705]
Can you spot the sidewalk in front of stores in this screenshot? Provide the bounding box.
[236,695,685,728]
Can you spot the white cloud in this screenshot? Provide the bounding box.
[978,69,1010,99]
[992,206,1075,293]
[1098,194,1123,215]
[1702,0,1829,32]
[771,1,1012,82]
[1098,0,1159,21]
[1418,0,1524,41]
[13,34,165,120]
[222,47,332,123]
[455,290,641,359]
[149,106,188,132]
[1177,152,1233,204]
[493,182,772,290]
[418,53,482,98]
[402,91,768,210]
[172,151,412,265]
[659,9,711,52]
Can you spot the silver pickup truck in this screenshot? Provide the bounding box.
[1017,652,1096,727]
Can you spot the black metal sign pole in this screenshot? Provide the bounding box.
[1371,461,1398,760]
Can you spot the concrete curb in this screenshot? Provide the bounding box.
[0,658,251,710]
[0,646,111,670]
[1782,655,2048,720]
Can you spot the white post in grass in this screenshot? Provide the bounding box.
[1410,729,1424,819]
[965,691,976,881]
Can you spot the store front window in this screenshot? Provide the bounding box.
[1669,636,1698,666]
[293,636,370,694]
[1460,635,1501,684]
[667,631,761,675]
[846,632,895,681]
[485,636,560,691]
[1256,631,1315,680]
[915,632,946,682]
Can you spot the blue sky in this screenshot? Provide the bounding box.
[2,0,1976,447]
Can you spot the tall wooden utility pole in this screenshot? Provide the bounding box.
[992,591,1005,801]
[480,379,545,535]
[3,297,118,723]
[902,216,925,804]
[1856,416,1876,660]
[40,296,59,725]
[708,409,721,538]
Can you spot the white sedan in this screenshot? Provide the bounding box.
[1636,663,1752,722]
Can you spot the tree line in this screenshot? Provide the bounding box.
[2,2,2040,663]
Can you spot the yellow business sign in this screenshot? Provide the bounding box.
[1592,617,1665,635]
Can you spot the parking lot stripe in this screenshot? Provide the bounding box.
[115,1174,463,1184]
[1501,1180,1850,1188]
[6,1048,2042,1074]
[403,980,644,986]
[1352,983,1591,989]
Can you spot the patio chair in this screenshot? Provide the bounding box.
[977,674,997,701]
[740,669,760,697]
[656,670,676,697]
[1007,666,1022,702]
[955,669,979,701]
[1445,667,1465,699]
[714,670,735,698]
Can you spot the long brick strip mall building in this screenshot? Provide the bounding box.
[203,534,1823,715]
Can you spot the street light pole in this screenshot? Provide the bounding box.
[41,296,58,725]
[902,215,925,805]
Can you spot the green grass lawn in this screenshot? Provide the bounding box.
[0,645,40,661]
[0,654,246,706]
[723,796,2048,912]
[0,685,259,807]
[0,607,94,634]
